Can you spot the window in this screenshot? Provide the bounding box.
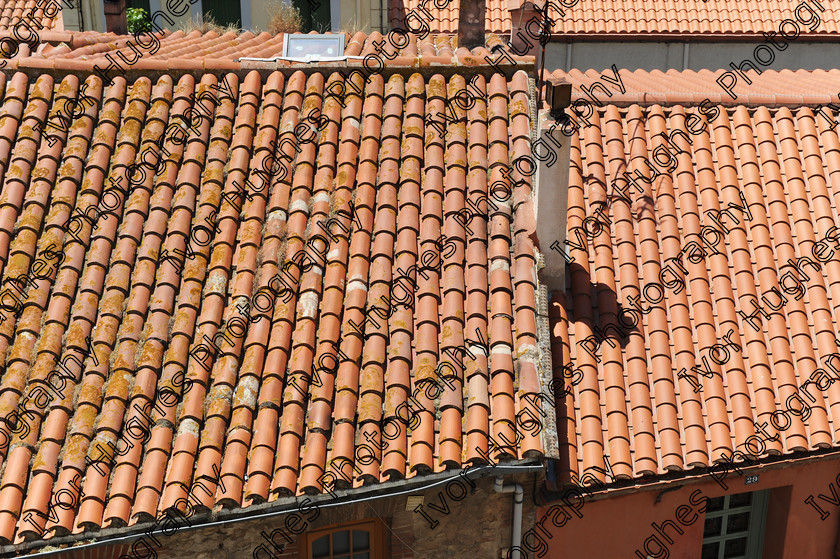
[282,34,344,59]
[301,518,386,559]
[701,490,769,559]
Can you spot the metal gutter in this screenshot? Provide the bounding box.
[7,461,545,558]
[545,447,840,506]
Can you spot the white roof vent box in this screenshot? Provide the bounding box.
[281,34,345,62]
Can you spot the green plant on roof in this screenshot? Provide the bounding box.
[126,8,152,34]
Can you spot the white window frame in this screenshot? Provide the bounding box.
[281,33,345,59]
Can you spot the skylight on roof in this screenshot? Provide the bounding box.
[282,34,344,60]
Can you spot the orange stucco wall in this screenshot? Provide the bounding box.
[535,459,840,559]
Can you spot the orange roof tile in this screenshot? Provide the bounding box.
[8,30,528,71]
[395,0,840,37]
[0,0,63,33]
[554,100,840,486]
[549,68,840,108]
[0,66,549,549]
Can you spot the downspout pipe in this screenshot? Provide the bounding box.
[495,476,524,559]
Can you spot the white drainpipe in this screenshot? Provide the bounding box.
[495,477,524,559]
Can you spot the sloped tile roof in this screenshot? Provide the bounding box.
[35,29,287,68]
[549,68,840,108]
[7,30,527,71]
[0,66,548,547]
[394,0,840,37]
[0,0,63,32]
[554,101,840,485]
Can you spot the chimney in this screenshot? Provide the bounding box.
[508,0,542,57]
[457,0,487,49]
[535,77,572,292]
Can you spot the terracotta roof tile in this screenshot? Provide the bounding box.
[0,0,63,33]
[397,0,840,36]
[0,67,546,548]
[13,30,527,72]
[556,99,840,485]
[550,68,840,108]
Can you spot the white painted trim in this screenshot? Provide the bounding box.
[240,54,363,62]
[240,0,251,28]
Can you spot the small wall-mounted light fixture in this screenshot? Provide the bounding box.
[545,77,572,119]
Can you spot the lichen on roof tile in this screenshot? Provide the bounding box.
[0,66,544,548]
